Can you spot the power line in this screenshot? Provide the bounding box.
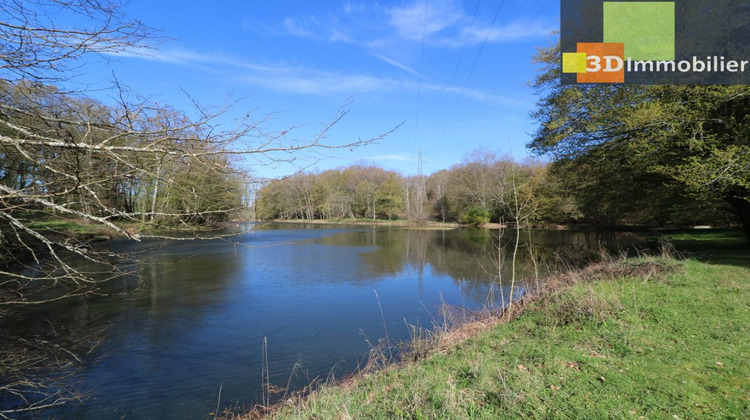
[438,0,507,143]
[413,0,429,149]
[433,0,482,130]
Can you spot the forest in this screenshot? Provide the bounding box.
[255,44,750,241]
[255,152,547,225]
[253,149,736,229]
[0,80,247,224]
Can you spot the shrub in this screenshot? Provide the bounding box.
[462,207,491,227]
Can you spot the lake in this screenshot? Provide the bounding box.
[1,224,645,418]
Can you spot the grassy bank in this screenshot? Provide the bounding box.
[1,216,116,267]
[26,219,115,240]
[1,215,212,268]
[24,214,230,239]
[254,236,749,419]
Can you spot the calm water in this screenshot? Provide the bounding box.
[3,224,644,418]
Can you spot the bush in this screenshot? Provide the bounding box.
[462,207,491,227]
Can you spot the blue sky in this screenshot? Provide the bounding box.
[83,0,559,179]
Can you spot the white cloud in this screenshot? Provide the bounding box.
[370,54,422,77]
[465,19,555,45]
[343,1,368,15]
[388,0,464,41]
[108,46,523,105]
[272,1,553,76]
[281,1,553,49]
[239,70,399,95]
[368,154,414,162]
[105,47,277,72]
[283,17,318,38]
[420,82,527,107]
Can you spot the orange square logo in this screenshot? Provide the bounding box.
[576,43,625,83]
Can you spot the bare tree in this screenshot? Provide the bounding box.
[0,82,391,302]
[0,1,397,415]
[0,0,156,82]
[488,158,539,319]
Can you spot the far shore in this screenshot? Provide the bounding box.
[261,218,462,229]
[256,218,739,233]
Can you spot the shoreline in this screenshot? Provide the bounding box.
[263,218,462,229]
[231,257,677,419]
[227,233,749,419]
[256,218,740,233]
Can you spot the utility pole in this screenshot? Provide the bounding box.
[417,148,426,221]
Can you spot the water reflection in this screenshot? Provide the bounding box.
[1,225,644,419]
[314,227,641,285]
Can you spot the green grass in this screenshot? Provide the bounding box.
[266,253,750,419]
[657,230,746,244]
[26,219,113,240]
[653,229,750,268]
[23,214,243,240]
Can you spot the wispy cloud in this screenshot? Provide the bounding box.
[281,1,553,48]
[237,70,400,95]
[283,17,318,38]
[275,1,553,76]
[387,0,464,41]
[462,19,555,45]
[420,82,526,107]
[106,47,277,72]
[107,46,524,106]
[368,154,413,162]
[370,53,422,77]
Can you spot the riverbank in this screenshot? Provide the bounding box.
[266,218,461,229]
[262,218,560,230]
[1,214,229,267]
[241,233,749,419]
[259,218,741,233]
[25,215,232,239]
[263,218,558,230]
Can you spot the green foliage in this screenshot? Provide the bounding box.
[26,220,109,237]
[525,165,581,224]
[376,174,404,220]
[530,42,750,238]
[255,165,396,221]
[461,206,491,226]
[254,155,554,225]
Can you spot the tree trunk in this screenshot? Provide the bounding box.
[150,163,161,223]
[726,194,750,243]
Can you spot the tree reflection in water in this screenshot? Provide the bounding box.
[1,225,646,418]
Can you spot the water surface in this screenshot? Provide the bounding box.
[3,224,644,418]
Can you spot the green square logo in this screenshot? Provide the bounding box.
[562,52,588,73]
[603,2,675,61]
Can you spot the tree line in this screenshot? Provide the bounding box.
[255,150,569,226]
[256,142,740,229]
